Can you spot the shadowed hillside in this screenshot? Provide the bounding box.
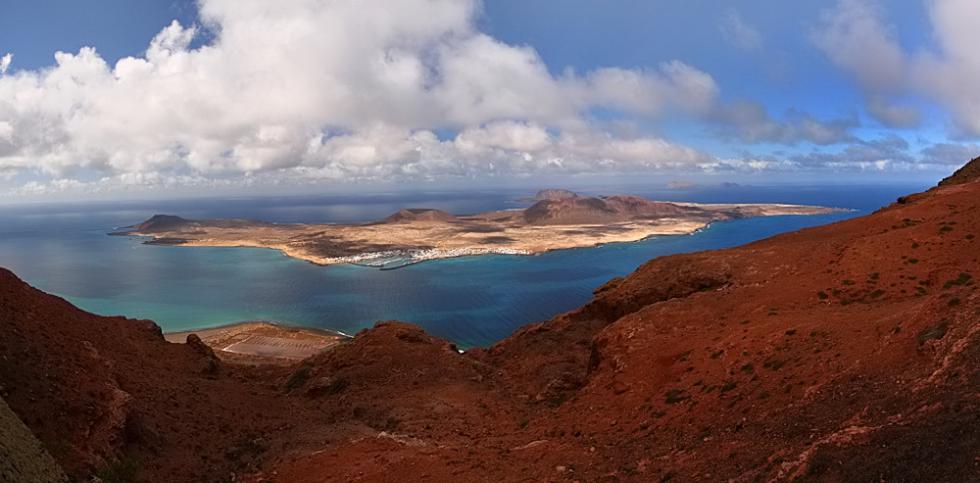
[0,396,67,482]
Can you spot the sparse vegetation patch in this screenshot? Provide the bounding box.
[917,321,949,345]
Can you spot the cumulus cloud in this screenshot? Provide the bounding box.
[719,10,763,52]
[865,96,920,128]
[0,54,11,75]
[784,136,978,172]
[0,0,731,194]
[812,0,920,128]
[791,135,911,169]
[911,0,980,136]
[563,62,719,117]
[813,0,980,134]
[710,101,857,145]
[919,142,980,165]
[813,0,904,92]
[292,121,717,181]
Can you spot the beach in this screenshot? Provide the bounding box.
[165,321,349,365]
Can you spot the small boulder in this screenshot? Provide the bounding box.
[306,376,349,397]
[186,334,220,375]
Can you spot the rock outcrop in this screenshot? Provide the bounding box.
[938,155,980,186]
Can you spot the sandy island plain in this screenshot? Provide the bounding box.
[118,191,842,269]
[165,322,349,365]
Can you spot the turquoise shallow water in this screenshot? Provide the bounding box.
[0,184,924,347]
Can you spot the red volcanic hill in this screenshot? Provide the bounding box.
[131,214,193,232]
[533,188,580,201]
[381,208,457,224]
[523,194,708,225]
[127,214,270,234]
[2,161,980,481]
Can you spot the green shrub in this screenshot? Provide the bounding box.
[665,389,689,404]
[96,457,140,483]
[763,358,786,370]
[285,366,312,390]
[917,321,949,345]
[943,272,972,289]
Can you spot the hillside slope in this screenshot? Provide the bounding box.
[277,170,980,481]
[938,155,980,186]
[0,267,327,481]
[471,179,980,481]
[0,395,67,482]
[1,167,979,481]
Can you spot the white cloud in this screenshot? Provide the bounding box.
[711,101,856,145]
[865,95,920,127]
[813,0,905,92]
[813,0,980,134]
[0,0,727,194]
[912,0,980,135]
[719,10,763,52]
[564,62,719,117]
[0,54,11,75]
[812,0,918,128]
[919,142,980,165]
[296,121,716,180]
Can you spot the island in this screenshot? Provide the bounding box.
[113,190,842,269]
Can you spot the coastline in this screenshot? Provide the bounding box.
[115,195,844,269]
[127,219,720,268]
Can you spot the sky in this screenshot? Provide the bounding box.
[0,0,978,200]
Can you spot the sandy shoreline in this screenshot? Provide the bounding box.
[165,321,350,365]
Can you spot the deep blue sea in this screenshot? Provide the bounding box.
[0,183,927,347]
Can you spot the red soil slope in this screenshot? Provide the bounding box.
[0,269,325,481]
[2,166,980,481]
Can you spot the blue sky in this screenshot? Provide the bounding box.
[482,1,937,155]
[0,1,198,70]
[0,0,977,199]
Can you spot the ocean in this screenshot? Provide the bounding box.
[0,183,926,348]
